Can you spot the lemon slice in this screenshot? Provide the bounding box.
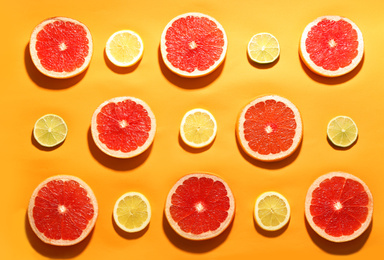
[106,30,144,67]
[180,108,217,148]
[248,33,280,64]
[327,116,358,147]
[113,192,151,233]
[254,191,290,231]
[33,114,68,147]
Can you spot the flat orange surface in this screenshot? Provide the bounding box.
[1,0,383,259]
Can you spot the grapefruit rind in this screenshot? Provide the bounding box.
[305,172,373,243]
[91,96,156,159]
[28,175,98,246]
[299,15,364,77]
[160,12,228,78]
[236,95,303,162]
[165,172,235,240]
[29,17,93,79]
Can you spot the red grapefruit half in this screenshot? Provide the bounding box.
[28,175,98,246]
[299,15,364,77]
[236,95,303,162]
[29,17,93,79]
[305,172,373,242]
[91,96,156,158]
[165,172,235,240]
[160,12,228,77]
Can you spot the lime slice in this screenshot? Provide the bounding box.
[113,192,151,233]
[327,116,358,147]
[254,191,290,231]
[33,114,68,147]
[180,108,217,148]
[106,30,144,67]
[248,33,280,64]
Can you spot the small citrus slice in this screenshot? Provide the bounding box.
[180,108,217,148]
[300,16,364,77]
[105,30,144,67]
[33,114,68,147]
[165,172,235,240]
[28,175,98,246]
[327,116,358,147]
[254,191,290,231]
[248,33,280,64]
[236,95,303,162]
[305,172,373,242]
[113,192,151,233]
[160,12,228,77]
[29,17,93,78]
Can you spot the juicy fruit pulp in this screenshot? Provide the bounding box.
[327,116,358,147]
[248,33,280,64]
[165,173,235,240]
[33,114,68,147]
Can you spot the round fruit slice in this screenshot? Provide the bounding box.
[305,172,373,242]
[160,12,228,77]
[236,95,303,162]
[106,30,144,67]
[29,17,93,78]
[113,192,151,233]
[254,191,290,231]
[91,96,156,158]
[299,15,364,77]
[248,33,280,64]
[33,114,68,147]
[165,172,235,240]
[180,108,217,148]
[327,116,358,147]
[28,175,98,246]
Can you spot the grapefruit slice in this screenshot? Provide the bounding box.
[160,12,228,77]
[236,95,303,162]
[305,172,373,242]
[91,96,156,158]
[165,173,235,240]
[29,17,93,79]
[299,15,364,77]
[28,175,98,246]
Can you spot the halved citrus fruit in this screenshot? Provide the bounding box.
[180,108,217,148]
[113,192,151,233]
[33,114,68,147]
[28,175,98,246]
[248,33,280,64]
[29,17,93,78]
[327,116,358,148]
[254,191,290,231]
[160,12,228,77]
[165,172,235,240]
[91,96,156,158]
[299,15,364,77]
[236,95,303,162]
[305,172,373,242]
[105,30,144,67]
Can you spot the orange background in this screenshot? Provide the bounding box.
[1,0,383,259]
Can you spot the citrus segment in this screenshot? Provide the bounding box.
[160,12,228,77]
[248,33,280,64]
[91,96,156,158]
[113,192,151,233]
[180,108,217,148]
[300,16,364,77]
[236,95,303,161]
[29,17,93,78]
[254,191,290,231]
[305,172,373,242]
[165,173,235,240]
[106,30,144,67]
[327,116,358,147]
[28,175,98,246]
[33,114,68,147]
